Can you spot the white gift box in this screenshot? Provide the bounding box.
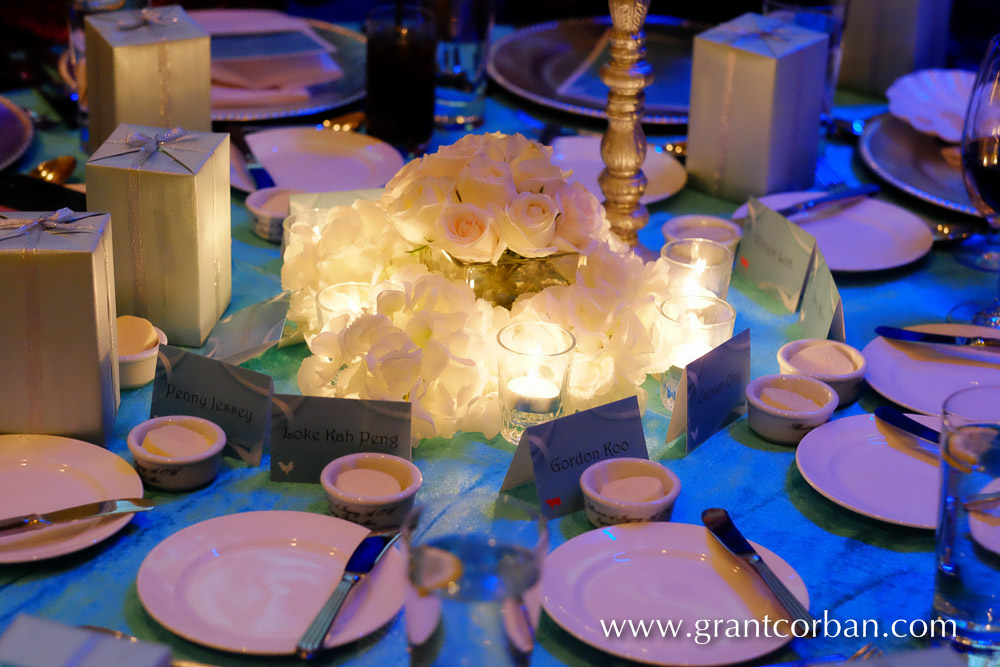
[839,0,952,95]
[0,210,118,444]
[84,4,210,150]
[686,13,828,201]
[86,124,231,347]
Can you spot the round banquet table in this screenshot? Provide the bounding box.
[0,33,994,667]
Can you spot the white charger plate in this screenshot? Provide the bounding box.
[136,510,404,655]
[231,127,404,193]
[550,135,687,204]
[541,522,808,666]
[0,434,143,563]
[863,323,1000,416]
[731,192,934,272]
[796,413,941,529]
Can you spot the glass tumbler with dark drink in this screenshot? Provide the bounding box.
[365,5,436,157]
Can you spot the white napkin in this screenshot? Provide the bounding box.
[211,85,311,108]
[211,52,343,90]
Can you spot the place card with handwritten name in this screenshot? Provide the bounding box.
[151,345,273,465]
[269,394,412,482]
[500,396,649,519]
[665,328,750,452]
[797,248,846,342]
[734,198,817,312]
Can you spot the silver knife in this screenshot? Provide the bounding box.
[701,508,814,629]
[875,325,1000,349]
[874,406,941,447]
[0,498,154,535]
[735,184,880,224]
[229,125,275,191]
[296,529,402,659]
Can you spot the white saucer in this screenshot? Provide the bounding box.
[0,434,143,563]
[550,135,687,205]
[796,413,941,528]
[541,522,808,666]
[731,192,934,272]
[863,323,1000,416]
[137,510,405,654]
[231,127,405,193]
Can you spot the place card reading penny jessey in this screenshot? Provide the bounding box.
[665,328,750,453]
[269,394,411,483]
[151,345,274,465]
[500,395,649,519]
[734,198,817,313]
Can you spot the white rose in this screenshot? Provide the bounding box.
[431,203,502,264]
[552,182,607,254]
[385,176,453,245]
[382,156,424,200]
[511,150,568,194]
[455,157,517,211]
[500,192,558,258]
[423,134,488,179]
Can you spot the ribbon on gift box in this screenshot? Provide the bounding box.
[88,128,218,318]
[0,210,111,431]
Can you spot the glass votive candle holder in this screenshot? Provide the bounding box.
[316,282,372,332]
[660,238,735,299]
[497,322,576,446]
[659,295,736,412]
[281,207,330,255]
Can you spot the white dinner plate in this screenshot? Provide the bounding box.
[551,135,687,205]
[136,510,405,655]
[862,323,1000,416]
[796,413,941,529]
[231,127,405,193]
[0,434,143,563]
[541,522,808,666]
[731,192,934,272]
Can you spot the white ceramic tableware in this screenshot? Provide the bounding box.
[777,338,867,407]
[579,457,680,527]
[886,69,975,144]
[862,323,1000,416]
[118,325,166,390]
[731,191,934,272]
[541,522,808,666]
[796,413,940,528]
[0,434,143,563]
[320,452,422,529]
[745,374,837,444]
[661,214,742,254]
[127,416,226,491]
[136,510,405,654]
[245,186,304,242]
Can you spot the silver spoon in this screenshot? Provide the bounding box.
[28,155,76,185]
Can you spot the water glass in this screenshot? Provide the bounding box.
[933,385,1000,651]
[429,0,494,128]
[496,322,575,446]
[660,238,734,299]
[658,295,736,412]
[365,5,437,156]
[403,492,548,666]
[762,0,850,126]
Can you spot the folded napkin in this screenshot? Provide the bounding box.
[211,52,343,90]
[211,84,311,108]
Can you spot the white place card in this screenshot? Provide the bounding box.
[202,292,290,365]
[269,394,411,483]
[797,249,846,342]
[500,396,649,520]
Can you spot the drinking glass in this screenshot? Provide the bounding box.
[762,0,850,128]
[365,5,436,156]
[403,492,548,666]
[429,0,494,128]
[948,34,1000,328]
[660,238,734,299]
[658,295,736,412]
[933,385,1000,651]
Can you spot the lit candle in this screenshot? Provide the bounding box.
[508,375,561,413]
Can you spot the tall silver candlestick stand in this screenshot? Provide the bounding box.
[599,0,654,254]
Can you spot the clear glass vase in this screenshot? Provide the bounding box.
[417,247,580,309]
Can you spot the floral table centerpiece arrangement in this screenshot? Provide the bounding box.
[283,133,701,443]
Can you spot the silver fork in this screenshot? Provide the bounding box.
[814,154,849,193]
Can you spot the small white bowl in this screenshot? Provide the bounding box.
[127,416,226,491]
[119,325,166,390]
[745,374,837,445]
[580,457,681,528]
[246,186,303,243]
[321,453,422,530]
[662,214,743,255]
[777,339,868,407]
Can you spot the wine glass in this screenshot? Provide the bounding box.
[949,34,1000,328]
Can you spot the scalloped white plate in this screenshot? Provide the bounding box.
[886,69,975,144]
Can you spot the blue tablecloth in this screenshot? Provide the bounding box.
[0,69,995,667]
